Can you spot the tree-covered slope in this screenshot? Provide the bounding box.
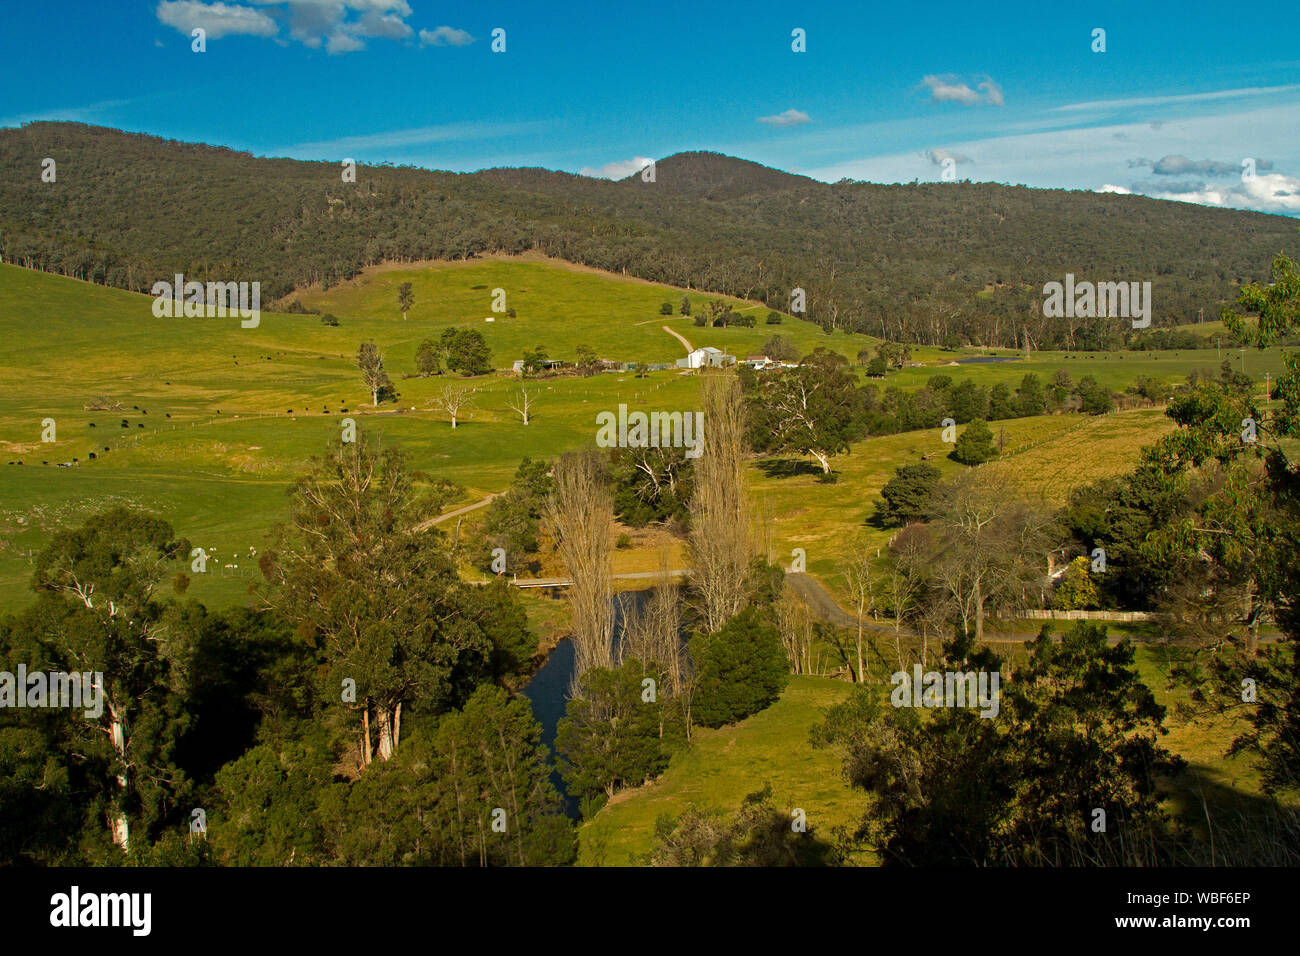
[2,122,1296,348]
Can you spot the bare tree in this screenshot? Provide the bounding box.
[619,557,681,675]
[776,585,815,675]
[546,449,615,688]
[357,340,391,406]
[881,567,913,671]
[618,554,689,734]
[752,494,776,565]
[887,523,934,666]
[927,467,1055,643]
[840,538,878,683]
[506,385,538,425]
[430,383,477,428]
[687,372,752,633]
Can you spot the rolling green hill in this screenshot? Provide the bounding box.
[0,259,747,611]
[1,255,1288,614]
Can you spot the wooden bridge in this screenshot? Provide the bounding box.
[501,569,690,589]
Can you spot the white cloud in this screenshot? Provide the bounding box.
[978,78,1004,107]
[924,148,971,165]
[1133,172,1300,215]
[801,103,1300,217]
[920,74,1003,107]
[419,26,475,47]
[758,109,811,128]
[1054,84,1300,112]
[155,1,278,40]
[1128,154,1268,177]
[579,156,656,180]
[325,29,365,54]
[282,120,553,155]
[155,0,421,53]
[353,10,413,41]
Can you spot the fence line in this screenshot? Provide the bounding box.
[1013,609,1152,622]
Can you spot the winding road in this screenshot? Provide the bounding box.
[663,325,693,354]
[413,492,499,533]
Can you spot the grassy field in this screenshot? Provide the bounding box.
[752,407,1178,608]
[578,675,861,865]
[0,257,889,610]
[291,251,885,368]
[0,257,1286,615]
[576,644,1283,866]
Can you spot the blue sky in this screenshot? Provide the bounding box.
[2,1,1298,214]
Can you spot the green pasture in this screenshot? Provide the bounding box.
[292,253,882,367]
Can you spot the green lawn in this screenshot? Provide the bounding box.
[578,675,860,865]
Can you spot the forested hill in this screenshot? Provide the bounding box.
[2,121,1296,349]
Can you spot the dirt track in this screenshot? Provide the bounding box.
[663,325,693,354]
[413,493,498,533]
[781,572,1279,645]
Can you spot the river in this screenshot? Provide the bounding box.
[520,589,658,817]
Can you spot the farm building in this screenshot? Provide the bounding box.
[512,358,565,375]
[676,346,736,369]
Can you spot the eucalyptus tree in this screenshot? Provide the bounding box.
[6,507,193,855]
[261,431,496,767]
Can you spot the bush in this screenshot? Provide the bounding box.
[1076,376,1114,414]
[556,662,680,802]
[952,419,997,465]
[877,462,942,526]
[689,608,789,728]
[320,314,339,327]
[615,533,632,549]
[766,311,783,324]
[660,302,673,315]
[761,334,800,363]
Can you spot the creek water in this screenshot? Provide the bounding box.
[520,589,657,817]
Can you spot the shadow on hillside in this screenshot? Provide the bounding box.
[863,507,896,531]
[1164,760,1300,863]
[756,457,824,479]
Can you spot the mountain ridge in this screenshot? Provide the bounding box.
[2,122,1296,349]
